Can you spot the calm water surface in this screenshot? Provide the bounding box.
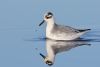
[0,24,100,67]
[0,0,100,67]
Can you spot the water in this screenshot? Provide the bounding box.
[0,0,100,67]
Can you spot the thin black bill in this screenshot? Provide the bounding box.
[40,53,46,59]
[39,20,45,26]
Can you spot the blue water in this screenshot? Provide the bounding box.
[0,0,100,67]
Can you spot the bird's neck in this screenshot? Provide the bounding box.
[46,18,55,32]
[46,44,55,62]
[47,52,55,62]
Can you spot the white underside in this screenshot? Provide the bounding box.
[46,31,87,40]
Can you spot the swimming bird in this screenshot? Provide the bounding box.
[39,12,91,40]
[40,39,91,66]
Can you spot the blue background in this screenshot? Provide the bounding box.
[0,0,100,67]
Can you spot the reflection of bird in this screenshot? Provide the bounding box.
[39,12,91,40]
[40,39,91,66]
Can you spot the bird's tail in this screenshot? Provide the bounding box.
[78,29,91,32]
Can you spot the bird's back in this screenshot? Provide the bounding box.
[51,24,79,34]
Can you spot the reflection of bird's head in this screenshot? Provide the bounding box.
[40,53,53,66]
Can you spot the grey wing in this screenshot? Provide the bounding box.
[64,26,80,33]
[57,25,80,33]
[58,25,91,33]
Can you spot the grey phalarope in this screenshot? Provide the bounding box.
[39,12,91,40]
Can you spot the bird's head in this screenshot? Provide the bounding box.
[39,12,54,26]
